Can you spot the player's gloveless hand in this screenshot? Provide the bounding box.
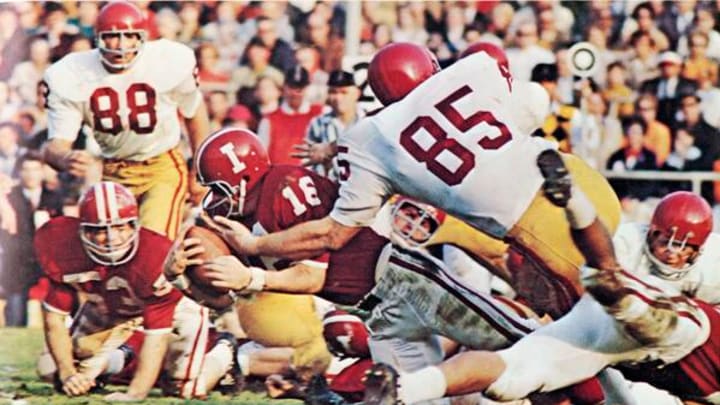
[64,150,92,178]
[104,392,146,401]
[203,254,252,291]
[62,373,95,396]
[203,215,257,256]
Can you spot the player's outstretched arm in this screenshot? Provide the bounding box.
[110,332,170,401]
[43,308,95,396]
[209,215,360,260]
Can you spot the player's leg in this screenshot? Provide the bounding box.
[161,296,210,398]
[102,149,188,240]
[506,150,622,312]
[235,292,332,380]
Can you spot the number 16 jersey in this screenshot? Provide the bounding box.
[331,52,555,239]
[43,39,202,161]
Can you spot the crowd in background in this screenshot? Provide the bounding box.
[3,0,720,327]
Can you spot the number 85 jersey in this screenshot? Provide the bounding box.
[331,51,555,239]
[43,39,202,161]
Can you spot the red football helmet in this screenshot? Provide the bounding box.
[322,309,370,358]
[368,42,440,106]
[195,128,271,218]
[460,41,512,90]
[391,196,446,247]
[96,1,148,70]
[646,191,713,279]
[79,181,140,266]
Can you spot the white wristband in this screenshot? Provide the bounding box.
[246,267,266,292]
[169,274,191,291]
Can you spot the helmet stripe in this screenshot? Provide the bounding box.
[105,182,120,220]
[94,183,107,222]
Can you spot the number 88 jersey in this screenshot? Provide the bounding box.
[43,39,202,161]
[331,51,556,239]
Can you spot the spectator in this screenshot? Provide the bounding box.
[586,24,618,88]
[485,3,514,43]
[294,44,329,105]
[154,7,182,41]
[506,21,555,81]
[0,122,26,179]
[640,51,698,126]
[0,152,63,326]
[67,1,98,39]
[297,70,362,181]
[195,42,231,95]
[253,75,282,117]
[681,31,718,86]
[253,16,296,73]
[305,11,345,72]
[231,37,285,106]
[585,92,623,170]
[8,37,50,107]
[206,90,231,133]
[554,48,575,105]
[636,94,672,166]
[677,5,720,60]
[443,4,468,54]
[36,2,79,53]
[257,66,324,165]
[602,62,635,119]
[222,104,255,130]
[607,115,659,202]
[176,2,203,46]
[620,2,669,51]
[0,6,29,80]
[697,69,720,129]
[626,31,660,88]
[677,92,720,171]
[392,3,429,45]
[660,126,706,198]
[656,0,696,50]
[200,1,247,71]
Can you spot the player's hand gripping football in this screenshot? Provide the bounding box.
[203,215,258,256]
[203,255,253,291]
[163,225,206,280]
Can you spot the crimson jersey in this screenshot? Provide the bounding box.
[245,165,389,304]
[619,300,720,402]
[35,216,182,333]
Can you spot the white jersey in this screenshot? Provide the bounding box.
[44,39,202,161]
[613,222,720,304]
[331,51,555,238]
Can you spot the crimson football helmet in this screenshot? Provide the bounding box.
[96,1,148,70]
[79,181,140,266]
[645,191,713,279]
[368,42,440,106]
[391,196,446,247]
[322,309,370,358]
[196,128,271,218]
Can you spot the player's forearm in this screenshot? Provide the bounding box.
[185,101,210,154]
[264,263,326,294]
[127,333,170,398]
[43,309,76,380]
[42,139,73,172]
[252,216,359,260]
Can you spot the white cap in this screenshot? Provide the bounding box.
[659,51,682,65]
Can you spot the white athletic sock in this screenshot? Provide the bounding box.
[199,342,234,388]
[236,353,251,376]
[397,366,447,404]
[105,349,126,375]
[566,186,597,230]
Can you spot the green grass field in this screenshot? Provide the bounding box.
[0,327,300,405]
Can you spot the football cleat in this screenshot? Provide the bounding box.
[304,374,352,405]
[537,149,571,208]
[214,332,245,395]
[363,363,402,405]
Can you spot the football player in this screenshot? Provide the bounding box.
[614,191,720,304]
[168,129,552,403]
[35,182,211,400]
[361,187,720,405]
[42,1,210,240]
[205,42,621,318]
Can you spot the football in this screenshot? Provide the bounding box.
[186,225,232,295]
